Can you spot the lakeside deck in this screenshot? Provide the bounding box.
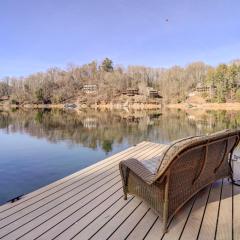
[0,141,239,240]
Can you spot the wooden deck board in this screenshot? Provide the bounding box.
[179,186,211,239]
[161,197,196,240]
[198,181,223,240]
[57,195,134,239]
[215,179,233,240]
[143,217,163,240]
[233,161,240,240]
[87,199,143,240]
[106,202,150,240]
[124,209,158,240]
[0,141,239,240]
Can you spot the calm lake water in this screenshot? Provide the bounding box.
[0,108,240,205]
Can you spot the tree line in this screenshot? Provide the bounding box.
[1,58,240,104]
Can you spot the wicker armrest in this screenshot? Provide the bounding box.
[119,158,156,185]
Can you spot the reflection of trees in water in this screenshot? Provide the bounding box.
[0,108,240,153]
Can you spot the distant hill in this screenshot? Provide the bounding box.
[1,58,240,106]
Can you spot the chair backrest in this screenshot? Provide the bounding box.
[156,130,240,180]
[161,130,240,218]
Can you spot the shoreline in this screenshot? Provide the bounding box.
[0,102,162,110]
[2,102,240,111]
[167,102,240,111]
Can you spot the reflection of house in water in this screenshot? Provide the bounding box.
[83,118,98,129]
[121,112,162,130]
[83,85,98,94]
[188,115,216,130]
[123,116,140,123]
[187,115,196,120]
[149,113,162,120]
[196,122,215,131]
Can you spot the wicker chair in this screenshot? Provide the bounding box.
[119,130,240,232]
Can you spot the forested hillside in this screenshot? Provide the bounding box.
[1,58,240,105]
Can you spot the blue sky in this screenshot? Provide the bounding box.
[0,0,240,78]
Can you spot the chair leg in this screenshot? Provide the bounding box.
[123,187,128,200]
[162,214,169,233]
[163,173,170,234]
[163,223,168,234]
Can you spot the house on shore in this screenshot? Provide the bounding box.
[146,87,162,99]
[83,84,98,94]
[122,88,139,96]
[122,87,162,99]
[195,83,216,96]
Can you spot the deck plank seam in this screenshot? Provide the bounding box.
[214,179,224,240]
[177,193,198,240]
[33,188,126,240]
[88,201,143,240]
[69,197,136,240]
[142,216,159,240]
[124,208,151,240]
[196,183,213,240]
[15,182,123,240]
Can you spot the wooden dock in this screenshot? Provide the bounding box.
[0,141,240,240]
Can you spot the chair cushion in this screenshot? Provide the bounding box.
[141,136,202,174]
[141,144,170,174]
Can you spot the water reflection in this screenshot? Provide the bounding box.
[1,108,240,152]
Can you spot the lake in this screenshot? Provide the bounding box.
[0,108,240,205]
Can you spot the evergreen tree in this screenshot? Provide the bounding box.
[101,58,113,72]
